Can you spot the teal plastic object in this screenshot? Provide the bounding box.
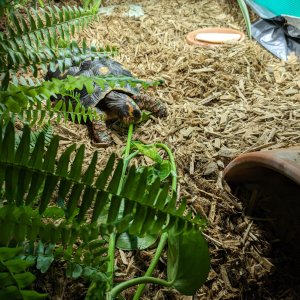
[253,0,300,17]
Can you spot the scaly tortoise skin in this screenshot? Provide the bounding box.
[46,57,168,146]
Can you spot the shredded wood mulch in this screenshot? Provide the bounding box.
[51,0,300,299]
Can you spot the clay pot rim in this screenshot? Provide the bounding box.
[223,146,300,185]
[186,27,245,47]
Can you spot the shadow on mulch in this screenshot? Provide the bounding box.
[234,175,300,300]
[33,261,87,300]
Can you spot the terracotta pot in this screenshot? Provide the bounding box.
[186,27,245,47]
[223,146,300,186]
[223,146,300,218]
[223,146,300,276]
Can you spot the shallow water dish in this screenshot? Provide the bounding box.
[186,28,245,46]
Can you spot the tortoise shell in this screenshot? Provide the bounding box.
[46,58,140,108]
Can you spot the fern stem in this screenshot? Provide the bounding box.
[155,143,177,191]
[107,232,117,288]
[107,123,134,292]
[111,276,173,298]
[124,123,134,158]
[133,142,177,299]
[124,150,139,170]
[132,232,168,300]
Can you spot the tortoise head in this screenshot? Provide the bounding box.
[120,97,142,125]
[101,91,142,124]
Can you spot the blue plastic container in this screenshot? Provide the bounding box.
[253,0,300,17]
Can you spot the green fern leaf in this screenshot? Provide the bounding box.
[107,195,123,224]
[0,246,47,299]
[91,191,110,223]
[1,16,117,80]
[149,211,167,235]
[0,122,206,244]
[69,145,85,181]
[2,121,15,162]
[106,160,124,194]
[82,151,98,185]
[95,153,116,191]
[39,175,60,214]
[20,16,29,33]
[66,183,84,218]
[139,209,156,236]
[1,72,10,91]
[9,12,23,35]
[129,204,148,236]
[42,135,59,173]
[154,183,169,210]
[56,144,77,195]
[28,132,45,168]
[77,187,96,222]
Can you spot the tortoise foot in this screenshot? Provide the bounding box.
[88,120,113,147]
[132,93,168,118]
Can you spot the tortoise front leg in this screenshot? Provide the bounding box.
[132,93,168,118]
[87,108,113,147]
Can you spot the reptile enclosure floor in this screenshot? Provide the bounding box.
[53,0,300,299]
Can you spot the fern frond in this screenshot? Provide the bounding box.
[0,37,117,74]
[14,121,53,151]
[0,204,104,250]
[22,238,108,275]
[4,4,100,46]
[0,122,205,237]
[11,75,42,87]
[0,41,118,88]
[20,97,100,125]
[30,122,53,148]
[0,1,111,88]
[0,205,110,285]
[0,247,47,299]
[0,74,156,113]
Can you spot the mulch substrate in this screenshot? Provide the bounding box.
[49,0,300,299]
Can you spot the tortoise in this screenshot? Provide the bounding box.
[46,57,168,146]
